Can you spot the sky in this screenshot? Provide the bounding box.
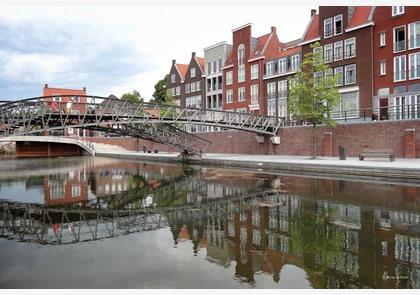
[0,1,411,101]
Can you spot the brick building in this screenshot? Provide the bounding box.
[372,6,420,121]
[263,40,301,117]
[43,84,89,137]
[222,24,282,114]
[166,60,188,107]
[300,7,375,118]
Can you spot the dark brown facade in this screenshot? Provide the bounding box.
[301,7,375,118]
[166,59,188,107]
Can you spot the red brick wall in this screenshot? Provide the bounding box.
[16,141,82,157]
[86,121,420,158]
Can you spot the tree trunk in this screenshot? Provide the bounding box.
[312,123,316,159]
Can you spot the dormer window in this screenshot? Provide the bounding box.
[191,67,196,78]
[334,14,343,35]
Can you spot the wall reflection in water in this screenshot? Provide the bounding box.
[0,156,419,289]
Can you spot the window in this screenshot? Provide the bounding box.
[176,86,181,95]
[408,22,420,49]
[171,74,175,83]
[251,84,259,104]
[344,38,356,58]
[238,44,245,66]
[226,90,233,103]
[380,32,386,47]
[213,60,217,73]
[394,55,406,81]
[392,6,404,17]
[266,61,275,76]
[313,46,323,64]
[218,57,223,73]
[324,44,333,63]
[345,64,356,85]
[185,84,190,93]
[191,67,196,78]
[409,52,420,79]
[334,41,343,61]
[238,68,245,82]
[291,55,300,71]
[267,100,276,116]
[226,71,233,85]
[380,60,387,76]
[324,18,333,38]
[333,91,359,118]
[207,62,211,75]
[238,87,245,101]
[251,64,259,80]
[278,80,287,98]
[394,26,406,52]
[334,14,343,35]
[279,58,287,73]
[267,82,276,100]
[186,95,201,108]
[334,66,343,86]
[278,99,287,118]
[314,71,323,87]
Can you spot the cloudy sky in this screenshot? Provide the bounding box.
[0,1,403,101]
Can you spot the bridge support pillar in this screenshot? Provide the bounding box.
[270,136,280,144]
[177,151,203,163]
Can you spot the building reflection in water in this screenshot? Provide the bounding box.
[1,157,419,288]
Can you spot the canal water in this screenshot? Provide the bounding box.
[0,156,418,289]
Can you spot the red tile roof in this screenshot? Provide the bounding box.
[196,57,205,72]
[176,64,188,79]
[253,33,270,57]
[302,14,320,42]
[348,6,373,29]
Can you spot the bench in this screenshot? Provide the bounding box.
[359,149,395,162]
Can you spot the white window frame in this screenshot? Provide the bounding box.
[238,87,246,102]
[334,41,343,61]
[238,67,245,83]
[238,44,245,66]
[324,18,333,39]
[291,54,300,71]
[334,66,343,86]
[408,21,420,50]
[344,64,356,85]
[394,55,406,82]
[226,89,233,103]
[380,32,386,47]
[393,25,406,53]
[278,80,287,98]
[251,84,259,104]
[251,64,259,80]
[409,52,420,80]
[267,82,276,100]
[279,58,287,74]
[392,6,404,17]
[226,71,233,85]
[344,37,356,59]
[314,71,323,87]
[334,14,343,36]
[380,60,387,76]
[266,61,275,76]
[171,74,175,83]
[191,67,196,78]
[324,44,333,63]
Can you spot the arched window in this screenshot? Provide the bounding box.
[238,44,245,66]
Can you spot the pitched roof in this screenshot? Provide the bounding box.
[266,46,302,62]
[348,6,374,29]
[195,57,205,73]
[176,64,188,80]
[301,14,320,43]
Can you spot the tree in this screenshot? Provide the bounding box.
[152,76,168,104]
[288,42,341,159]
[121,90,142,103]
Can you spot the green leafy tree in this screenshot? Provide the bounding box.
[121,90,142,104]
[288,42,341,159]
[152,76,168,104]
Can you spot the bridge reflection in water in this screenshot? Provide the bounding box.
[0,156,419,288]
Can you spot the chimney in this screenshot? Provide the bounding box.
[82,87,86,92]
[172,59,176,65]
[311,9,317,17]
[271,26,276,34]
[192,52,196,57]
[44,84,48,88]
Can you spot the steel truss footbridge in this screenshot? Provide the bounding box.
[0,95,284,153]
